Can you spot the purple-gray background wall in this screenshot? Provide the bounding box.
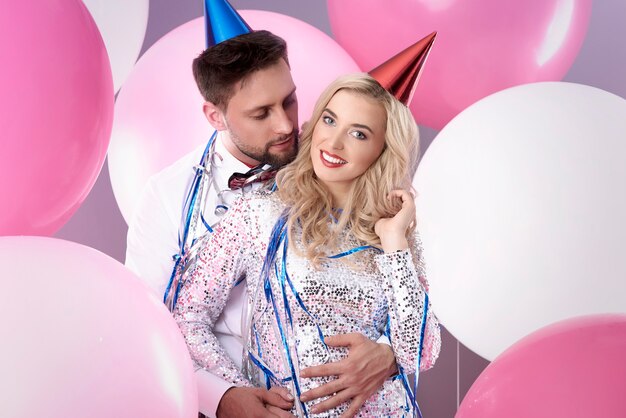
[55,1,626,416]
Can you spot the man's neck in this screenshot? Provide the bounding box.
[219,131,260,167]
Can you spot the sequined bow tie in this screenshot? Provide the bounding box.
[228,165,278,190]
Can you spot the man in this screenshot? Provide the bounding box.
[126,22,397,418]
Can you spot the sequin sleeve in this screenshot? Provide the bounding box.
[375,232,441,372]
[173,195,257,387]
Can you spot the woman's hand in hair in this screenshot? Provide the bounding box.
[374,189,415,253]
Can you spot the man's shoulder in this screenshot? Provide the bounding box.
[152,144,207,184]
[143,144,208,200]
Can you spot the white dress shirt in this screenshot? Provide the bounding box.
[126,133,256,417]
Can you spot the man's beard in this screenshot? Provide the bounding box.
[230,129,299,168]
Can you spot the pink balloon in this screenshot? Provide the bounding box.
[328,0,592,130]
[0,237,198,417]
[108,10,361,223]
[457,315,626,418]
[0,0,114,235]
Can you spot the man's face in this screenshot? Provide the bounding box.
[222,59,299,167]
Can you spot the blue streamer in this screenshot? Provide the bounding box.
[276,260,294,328]
[253,324,272,389]
[384,290,429,418]
[163,132,216,307]
[215,204,229,214]
[281,235,330,352]
[327,245,383,259]
[266,273,308,417]
[414,293,429,404]
[163,255,182,304]
[200,211,214,233]
[256,214,309,417]
[247,351,294,387]
[180,132,216,253]
[386,317,416,414]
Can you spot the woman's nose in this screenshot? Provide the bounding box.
[326,130,344,150]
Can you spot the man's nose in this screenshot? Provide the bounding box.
[273,107,294,135]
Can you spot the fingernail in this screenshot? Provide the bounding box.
[310,405,319,413]
[300,394,308,402]
[286,393,294,401]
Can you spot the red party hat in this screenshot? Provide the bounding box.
[369,32,437,106]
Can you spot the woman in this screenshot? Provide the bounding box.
[174,73,441,417]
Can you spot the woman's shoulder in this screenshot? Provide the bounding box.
[230,188,286,220]
[242,188,283,207]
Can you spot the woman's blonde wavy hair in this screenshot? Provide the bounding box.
[276,73,419,264]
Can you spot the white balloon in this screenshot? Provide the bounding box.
[414,82,626,360]
[82,0,149,92]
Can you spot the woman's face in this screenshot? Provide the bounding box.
[310,90,387,195]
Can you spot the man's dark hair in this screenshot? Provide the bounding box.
[192,30,288,110]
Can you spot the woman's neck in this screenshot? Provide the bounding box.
[325,182,351,210]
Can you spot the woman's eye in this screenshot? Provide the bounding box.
[350,130,366,140]
[322,115,335,125]
[253,112,268,120]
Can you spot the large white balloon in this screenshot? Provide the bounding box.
[82,0,149,92]
[414,82,626,360]
[108,11,360,224]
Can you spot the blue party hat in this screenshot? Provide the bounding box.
[204,0,252,48]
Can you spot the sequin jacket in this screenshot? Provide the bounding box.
[174,191,441,417]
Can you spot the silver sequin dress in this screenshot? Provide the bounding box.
[174,191,441,417]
